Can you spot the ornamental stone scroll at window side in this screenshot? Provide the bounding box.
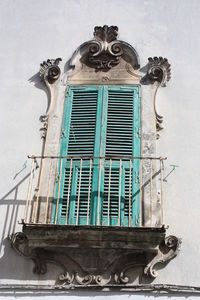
[140,56,171,132]
[39,58,62,139]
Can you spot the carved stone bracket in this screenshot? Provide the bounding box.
[11,225,181,287]
[39,114,49,139]
[141,57,171,132]
[79,25,140,72]
[39,58,62,118]
[144,235,181,278]
[40,58,62,84]
[141,57,171,87]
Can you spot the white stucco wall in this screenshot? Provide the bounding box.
[0,0,200,298]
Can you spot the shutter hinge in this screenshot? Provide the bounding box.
[136,216,140,226]
[61,129,66,138]
[136,127,141,138]
[134,171,140,183]
[137,88,141,97]
[56,173,59,183]
[65,86,72,97]
[65,86,69,96]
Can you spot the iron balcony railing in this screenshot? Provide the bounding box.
[23,156,166,227]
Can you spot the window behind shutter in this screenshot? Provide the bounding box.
[105,89,134,156]
[54,85,140,227]
[56,86,102,225]
[67,89,98,156]
[102,87,140,226]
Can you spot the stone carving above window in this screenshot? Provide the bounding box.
[79,25,140,72]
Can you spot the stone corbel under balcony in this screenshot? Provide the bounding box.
[11,225,180,288]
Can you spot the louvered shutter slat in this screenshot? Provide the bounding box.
[67,90,98,157]
[102,88,136,226]
[59,88,99,225]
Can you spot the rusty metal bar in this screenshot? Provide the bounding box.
[44,159,53,224]
[54,159,63,224]
[160,159,164,224]
[33,159,44,224]
[65,158,72,225]
[24,160,35,223]
[28,155,167,160]
[86,158,92,225]
[97,158,101,226]
[150,159,153,226]
[107,159,112,226]
[128,159,132,227]
[76,158,82,225]
[139,158,143,227]
[118,159,122,226]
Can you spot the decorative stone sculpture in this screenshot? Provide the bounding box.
[79,25,140,72]
[11,226,181,287]
[141,57,171,87]
[40,58,62,84]
[140,57,171,131]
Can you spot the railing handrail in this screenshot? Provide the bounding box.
[24,154,165,226]
[28,155,167,160]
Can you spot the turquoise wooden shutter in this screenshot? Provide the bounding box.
[53,85,140,227]
[53,86,103,225]
[101,86,141,226]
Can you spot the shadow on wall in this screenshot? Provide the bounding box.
[0,171,62,281]
[0,173,30,252]
[28,72,50,114]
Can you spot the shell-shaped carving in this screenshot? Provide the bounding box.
[148,56,171,85]
[40,58,62,84]
[141,56,171,87]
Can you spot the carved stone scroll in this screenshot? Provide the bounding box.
[79,25,140,72]
[140,57,171,132]
[40,58,62,84]
[39,57,62,118]
[11,226,181,287]
[141,57,171,87]
[144,235,181,278]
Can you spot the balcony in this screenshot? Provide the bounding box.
[23,155,165,227]
[11,156,180,286]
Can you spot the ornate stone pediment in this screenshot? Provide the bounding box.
[79,25,140,72]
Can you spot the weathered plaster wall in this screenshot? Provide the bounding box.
[0,0,200,297]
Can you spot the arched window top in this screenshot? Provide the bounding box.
[71,25,140,72]
[66,25,140,85]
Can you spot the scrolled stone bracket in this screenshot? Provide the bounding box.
[140,57,171,133]
[141,57,171,87]
[144,235,181,278]
[11,227,181,288]
[11,232,30,258]
[39,58,62,118]
[40,58,62,84]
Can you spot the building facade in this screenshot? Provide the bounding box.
[0,0,200,298]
